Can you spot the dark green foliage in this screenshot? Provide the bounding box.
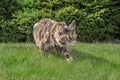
[0,0,20,42]
[0,0,19,20]
[0,0,119,42]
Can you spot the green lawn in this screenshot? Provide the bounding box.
[0,43,120,80]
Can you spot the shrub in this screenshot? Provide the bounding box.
[0,0,119,42]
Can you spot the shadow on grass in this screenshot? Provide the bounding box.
[72,48,120,68]
[39,48,120,68]
[50,50,65,60]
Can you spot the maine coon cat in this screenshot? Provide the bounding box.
[33,18,77,61]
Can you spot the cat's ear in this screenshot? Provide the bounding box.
[69,20,76,30]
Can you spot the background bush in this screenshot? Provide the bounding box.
[0,0,120,42]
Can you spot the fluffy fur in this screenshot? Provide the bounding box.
[33,18,77,61]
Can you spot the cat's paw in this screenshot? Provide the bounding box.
[66,57,73,61]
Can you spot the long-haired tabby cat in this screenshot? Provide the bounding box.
[33,18,77,61]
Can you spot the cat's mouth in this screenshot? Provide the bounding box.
[66,40,76,46]
[70,40,76,44]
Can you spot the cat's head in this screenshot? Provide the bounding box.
[59,20,77,45]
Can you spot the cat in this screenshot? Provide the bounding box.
[33,18,77,61]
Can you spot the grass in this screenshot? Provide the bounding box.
[0,42,120,80]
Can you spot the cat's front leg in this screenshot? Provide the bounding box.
[62,47,73,61]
